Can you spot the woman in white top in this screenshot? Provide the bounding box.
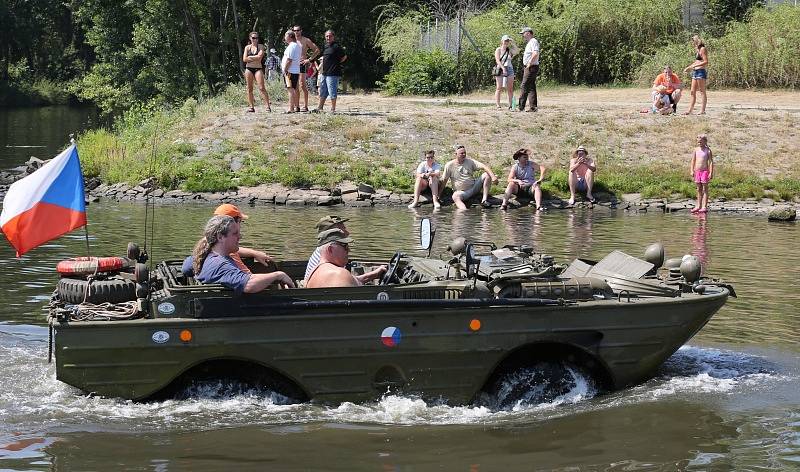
[501,148,546,211]
[408,150,443,209]
[494,35,519,110]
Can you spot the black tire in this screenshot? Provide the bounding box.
[480,361,593,410]
[57,277,137,304]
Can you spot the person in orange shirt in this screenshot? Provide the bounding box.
[652,65,682,113]
[182,203,274,277]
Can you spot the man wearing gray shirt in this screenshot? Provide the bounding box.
[517,26,540,112]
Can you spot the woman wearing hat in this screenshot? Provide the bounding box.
[568,145,596,205]
[500,148,546,211]
[494,35,519,110]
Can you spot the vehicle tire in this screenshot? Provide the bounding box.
[57,277,137,304]
[481,361,592,410]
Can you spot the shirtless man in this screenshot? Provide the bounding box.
[305,229,387,288]
[568,145,597,205]
[441,145,499,210]
[292,25,320,113]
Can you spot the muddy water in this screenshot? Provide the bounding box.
[0,203,798,470]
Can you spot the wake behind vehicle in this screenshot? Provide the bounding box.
[47,219,734,407]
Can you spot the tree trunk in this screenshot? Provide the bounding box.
[230,0,244,77]
[177,0,215,94]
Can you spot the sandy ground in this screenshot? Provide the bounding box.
[183,87,800,184]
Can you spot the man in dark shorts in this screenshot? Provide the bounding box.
[282,30,302,113]
[314,30,348,113]
[292,25,320,113]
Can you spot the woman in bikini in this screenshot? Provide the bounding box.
[242,32,272,113]
[683,35,708,115]
[689,134,714,213]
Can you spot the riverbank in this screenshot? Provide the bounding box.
[74,85,800,202]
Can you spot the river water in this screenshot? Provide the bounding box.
[0,108,798,470]
[0,204,798,470]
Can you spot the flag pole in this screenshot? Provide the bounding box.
[71,134,91,257]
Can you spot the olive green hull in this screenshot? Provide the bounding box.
[53,289,728,404]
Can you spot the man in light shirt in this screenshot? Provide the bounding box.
[282,30,302,113]
[517,26,540,112]
[441,145,499,210]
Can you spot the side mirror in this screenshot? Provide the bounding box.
[465,243,477,278]
[419,218,434,256]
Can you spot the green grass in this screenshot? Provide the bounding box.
[76,85,800,200]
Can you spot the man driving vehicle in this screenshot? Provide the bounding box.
[305,228,386,288]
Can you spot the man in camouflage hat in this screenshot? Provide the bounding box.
[304,215,350,280]
[304,226,387,288]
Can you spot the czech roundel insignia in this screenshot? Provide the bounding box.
[381,327,402,347]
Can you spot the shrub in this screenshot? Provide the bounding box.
[637,5,800,88]
[377,0,684,93]
[381,49,461,96]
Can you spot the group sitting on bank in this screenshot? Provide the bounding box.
[407,143,596,210]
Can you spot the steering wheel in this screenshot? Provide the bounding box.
[380,251,403,285]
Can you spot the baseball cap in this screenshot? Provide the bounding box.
[576,145,587,152]
[501,34,511,41]
[214,203,248,220]
[317,228,354,246]
[519,27,533,34]
[315,215,350,231]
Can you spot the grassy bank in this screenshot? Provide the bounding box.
[77,85,800,201]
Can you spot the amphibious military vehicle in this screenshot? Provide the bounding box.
[47,219,733,406]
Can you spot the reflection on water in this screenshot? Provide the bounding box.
[691,212,710,268]
[0,204,798,470]
[0,106,101,168]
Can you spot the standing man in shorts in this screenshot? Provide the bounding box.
[517,26,540,112]
[441,145,499,210]
[315,30,347,113]
[292,25,320,113]
[282,30,301,113]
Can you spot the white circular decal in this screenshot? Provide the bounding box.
[377,292,390,301]
[157,302,176,315]
[152,331,170,344]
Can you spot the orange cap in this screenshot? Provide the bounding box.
[213,203,249,220]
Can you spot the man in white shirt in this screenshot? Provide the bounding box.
[282,30,302,113]
[518,26,540,112]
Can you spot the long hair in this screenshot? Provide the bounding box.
[193,215,236,275]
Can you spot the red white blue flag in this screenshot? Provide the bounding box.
[0,144,86,257]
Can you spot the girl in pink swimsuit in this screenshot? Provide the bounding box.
[689,134,714,213]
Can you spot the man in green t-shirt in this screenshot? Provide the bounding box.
[441,145,498,209]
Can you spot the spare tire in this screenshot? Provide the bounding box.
[57,277,137,304]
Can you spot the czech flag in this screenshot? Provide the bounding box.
[0,144,86,257]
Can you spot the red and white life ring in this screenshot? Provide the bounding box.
[56,256,129,276]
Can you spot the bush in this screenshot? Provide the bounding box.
[381,49,461,96]
[637,5,800,88]
[377,0,684,93]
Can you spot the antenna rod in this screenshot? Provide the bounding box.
[71,133,91,257]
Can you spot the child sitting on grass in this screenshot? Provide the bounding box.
[652,85,673,115]
[689,134,714,213]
